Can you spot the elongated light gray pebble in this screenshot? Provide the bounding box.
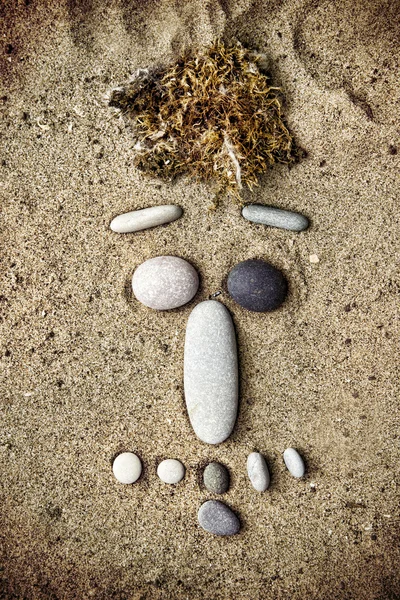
[247,452,270,491]
[242,204,309,232]
[198,500,240,536]
[110,204,182,233]
[184,301,238,445]
[283,448,306,478]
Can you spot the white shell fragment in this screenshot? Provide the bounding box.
[242,204,309,232]
[283,448,306,478]
[110,204,182,233]
[184,300,239,445]
[247,452,270,491]
[157,459,185,484]
[112,452,142,484]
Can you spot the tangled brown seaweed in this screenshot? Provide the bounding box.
[109,40,295,200]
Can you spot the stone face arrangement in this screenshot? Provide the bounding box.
[242,204,309,232]
[112,452,142,484]
[157,459,185,484]
[203,462,230,494]
[132,256,199,310]
[227,259,288,312]
[283,448,305,478]
[198,500,240,536]
[184,300,239,445]
[247,452,270,492]
[110,205,183,233]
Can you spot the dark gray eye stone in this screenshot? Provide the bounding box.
[227,259,288,312]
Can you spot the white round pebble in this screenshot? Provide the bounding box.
[112,452,142,484]
[283,448,306,478]
[157,459,185,484]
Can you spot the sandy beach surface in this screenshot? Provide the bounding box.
[1,0,399,598]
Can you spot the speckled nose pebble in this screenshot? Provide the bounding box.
[247,452,270,491]
[227,259,288,312]
[157,459,185,484]
[132,256,199,310]
[242,204,309,232]
[283,448,305,478]
[203,462,230,494]
[198,500,240,536]
[112,452,142,484]
[184,301,238,445]
[110,204,182,233]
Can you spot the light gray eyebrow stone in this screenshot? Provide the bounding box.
[247,452,270,491]
[110,204,182,233]
[283,448,306,478]
[242,204,309,231]
[184,300,238,445]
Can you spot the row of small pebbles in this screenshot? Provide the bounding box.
[109,204,308,234]
[131,257,288,313]
[112,450,305,488]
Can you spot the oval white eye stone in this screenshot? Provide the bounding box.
[112,452,142,484]
[247,452,270,491]
[110,204,182,233]
[157,459,185,484]
[184,300,239,445]
[283,448,305,478]
[132,256,199,310]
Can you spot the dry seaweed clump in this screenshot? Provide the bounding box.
[109,40,295,199]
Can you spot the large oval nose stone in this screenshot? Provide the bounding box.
[184,300,238,445]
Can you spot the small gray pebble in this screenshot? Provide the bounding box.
[227,259,287,312]
[132,256,199,310]
[247,452,270,491]
[203,462,230,494]
[110,204,182,233]
[283,448,305,478]
[242,204,309,232]
[198,500,240,536]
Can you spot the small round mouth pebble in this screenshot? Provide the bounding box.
[242,204,309,232]
[203,462,230,494]
[283,448,306,478]
[157,459,185,484]
[132,256,199,310]
[227,259,288,312]
[198,500,240,536]
[110,204,182,233]
[112,452,142,484]
[247,452,270,491]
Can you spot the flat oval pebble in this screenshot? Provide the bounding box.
[112,452,142,484]
[198,500,240,536]
[247,452,270,491]
[184,300,239,445]
[157,459,185,484]
[283,448,305,478]
[132,256,199,310]
[242,204,309,232]
[227,259,288,312]
[110,204,182,233]
[203,462,230,494]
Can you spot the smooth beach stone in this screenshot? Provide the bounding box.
[283,448,306,478]
[247,452,270,492]
[198,500,240,536]
[184,300,238,445]
[157,459,185,484]
[203,462,230,494]
[112,452,142,484]
[227,259,287,312]
[242,204,309,232]
[110,204,182,233]
[132,256,199,310]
